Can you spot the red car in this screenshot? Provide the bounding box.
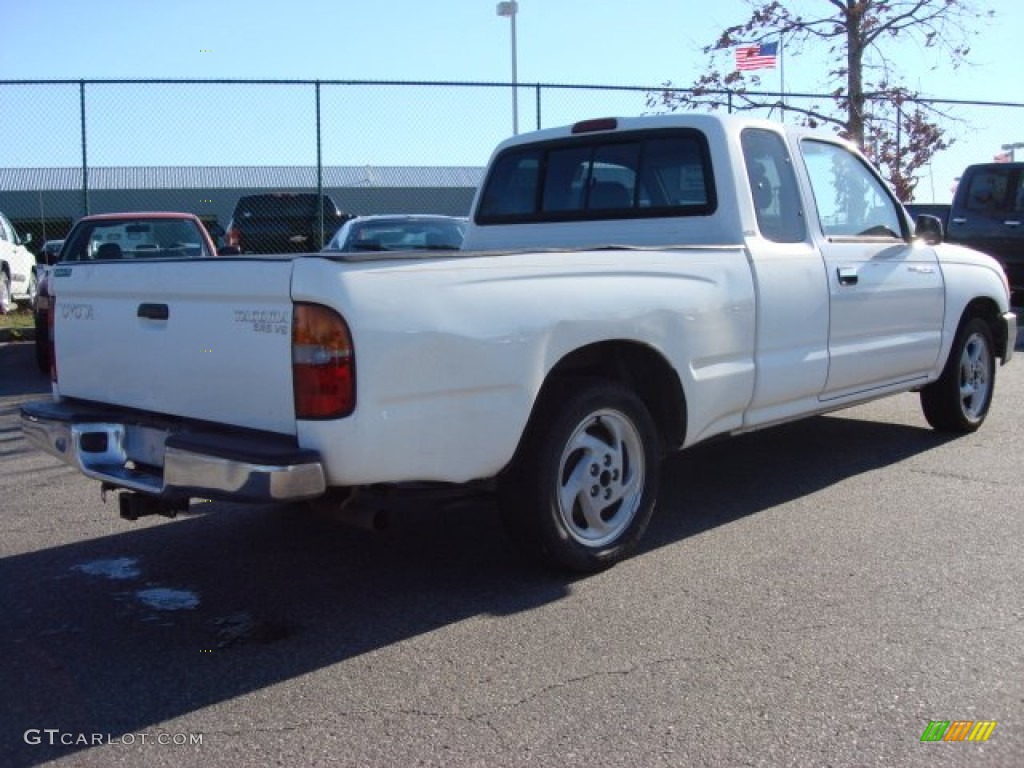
[34,212,228,374]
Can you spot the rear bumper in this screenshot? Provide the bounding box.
[20,399,326,502]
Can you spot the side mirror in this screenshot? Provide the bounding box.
[914,214,944,245]
[21,232,33,246]
[217,246,242,256]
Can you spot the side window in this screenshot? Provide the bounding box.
[62,225,92,261]
[800,139,904,239]
[965,169,1012,213]
[741,128,806,243]
[475,129,716,224]
[1014,172,1024,213]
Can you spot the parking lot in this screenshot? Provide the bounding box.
[1,338,1022,767]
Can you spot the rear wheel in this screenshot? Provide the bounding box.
[920,317,995,432]
[498,380,659,573]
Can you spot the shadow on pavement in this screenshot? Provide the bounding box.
[646,412,952,554]
[0,397,957,766]
[1,495,568,767]
[1,331,977,766]
[0,342,50,399]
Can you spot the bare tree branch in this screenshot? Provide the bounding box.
[647,0,993,199]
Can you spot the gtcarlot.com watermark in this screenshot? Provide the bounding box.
[25,729,203,747]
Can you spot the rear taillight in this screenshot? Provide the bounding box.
[47,299,56,382]
[226,221,240,248]
[292,303,355,419]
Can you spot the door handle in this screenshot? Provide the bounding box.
[137,303,169,320]
[837,267,858,286]
[1003,220,1021,227]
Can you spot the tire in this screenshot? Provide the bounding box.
[920,317,995,433]
[0,271,11,315]
[20,270,37,310]
[498,379,660,573]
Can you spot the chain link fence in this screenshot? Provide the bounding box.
[2,79,1022,253]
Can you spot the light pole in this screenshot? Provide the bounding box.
[1000,142,1024,161]
[496,1,519,135]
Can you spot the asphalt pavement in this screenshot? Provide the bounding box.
[1,339,1021,767]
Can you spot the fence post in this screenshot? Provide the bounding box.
[315,80,324,249]
[79,80,89,216]
[535,84,542,131]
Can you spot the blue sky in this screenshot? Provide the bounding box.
[1,0,1021,202]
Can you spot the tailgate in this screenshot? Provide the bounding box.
[52,259,298,434]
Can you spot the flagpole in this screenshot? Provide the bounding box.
[779,33,786,122]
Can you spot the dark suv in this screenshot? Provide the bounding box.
[225,193,350,254]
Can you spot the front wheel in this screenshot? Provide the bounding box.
[0,272,11,315]
[920,317,996,432]
[21,270,38,310]
[498,380,660,573]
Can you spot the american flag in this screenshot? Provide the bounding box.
[735,42,778,71]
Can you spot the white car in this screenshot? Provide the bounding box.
[0,211,37,313]
[322,214,466,252]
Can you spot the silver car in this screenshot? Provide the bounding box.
[322,214,466,253]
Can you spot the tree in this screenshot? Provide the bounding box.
[646,1,992,200]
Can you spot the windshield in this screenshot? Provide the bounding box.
[325,218,466,252]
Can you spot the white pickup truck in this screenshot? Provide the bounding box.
[21,114,1016,572]
[0,210,37,313]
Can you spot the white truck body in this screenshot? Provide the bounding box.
[22,114,1016,571]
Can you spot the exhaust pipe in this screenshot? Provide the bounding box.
[309,487,389,532]
[336,494,390,532]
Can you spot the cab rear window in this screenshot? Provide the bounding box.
[475,128,716,224]
[61,218,211,260]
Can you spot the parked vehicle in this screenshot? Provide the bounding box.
[226,193,350,254]
[0,211,37,313]
[21,114,1016,573]
[39,239,65,266]
[944,162,1024,305]
[323,214,466,252]
[32,212,225,374]
[32,240,66,308]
